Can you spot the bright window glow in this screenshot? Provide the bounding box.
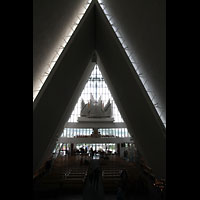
[75,143,116,153]
[60,128,130,138]
[58,64,131,139]
[68,64,124,123]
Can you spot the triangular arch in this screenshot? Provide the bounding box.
[33,1,166,179]
[67,64,125,123]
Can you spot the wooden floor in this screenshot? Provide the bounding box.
[33,154,165,199]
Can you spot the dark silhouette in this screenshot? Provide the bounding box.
[136,175,148,195]
[45,159,52,174]
[88,167,94,186]
[84,159,90,165]
[80,147,84,154]
[124,150,128,158]
[90,147,94,158]
[85,146,88,153]
[119,169,128,198]
[120,169,128,185]
[80,156,83,166]
[93,167,101,190]
[116,187,124,200]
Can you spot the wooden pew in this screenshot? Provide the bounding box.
[102,167,122,192]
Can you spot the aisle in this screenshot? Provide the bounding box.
[82,159,105,200]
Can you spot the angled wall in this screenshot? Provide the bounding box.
[33,5,95,174]
[33,0,89,88]
[95,3,166,178]
[33,1,166,179]
[100,0,166,115]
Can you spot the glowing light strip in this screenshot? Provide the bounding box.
[33,0,92,102]
[97,0,166,127]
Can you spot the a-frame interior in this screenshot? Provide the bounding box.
[33,0,166,180]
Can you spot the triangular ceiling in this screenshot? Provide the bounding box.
[33,1,166,179]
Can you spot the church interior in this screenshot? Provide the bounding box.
[33,0,166,199]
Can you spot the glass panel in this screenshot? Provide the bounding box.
[67,64,124,122]
[55,65,133,153]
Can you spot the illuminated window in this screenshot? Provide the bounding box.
[68,65,124,122]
